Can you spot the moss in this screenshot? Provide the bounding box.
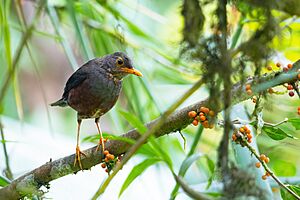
[50,159,73,180]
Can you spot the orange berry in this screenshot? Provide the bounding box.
[208,110,215,117]
[188,111,197,118]
[276,62,281,68]
[200,107,206,113]
[107,154,115,160]
[265,157,270,163]
[255,162,261,168]
[266,172,271,177]
[199,115,206,121]
[202,120,209,128]
[199,112,204,116]
[260,154,266,162]
[287,85,293,90]
[104,150,109,155]
[245,84,251,91]
[246,129,251,134]
[247,134,252,139]
[101,163,106,168]
[246,89,253,95]
[248,138,252,143]
[239,127,245,133]
[266,66,272,71]
[287,63,293,69]
[104,157,109,162]
[203,107,210,114]
[262,175,267,180]
[232,134,237,141]
[192,119,199,126]
[298,73,300,80]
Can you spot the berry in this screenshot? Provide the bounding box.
[101,163,106,168]
[262,175,267,180]
[203,107,210,114]
[104,157,109,162]
[287,85,293,90]
[266,172,270,177]
[107,154,115,160]
[192,119,199,126]
[105,169,109,173]
[199,112,204,116]
[260,154,267,161]
[104,150,109,155]
[247,134,252,139]
[276,62,281,68]
[246,90,253,95]
[247,138,252,143]
[232,134,237,141]
[202,120,209,128]
[188,111,197,118]
[239,127,245,133]
[255,162,261,168]
[287,63,293,69]
[266,66,272,71]
[268,88,274,94]
[199,115,206,121]
[208,110,215,117]
[283,67,289,72]
[265,157,270,163]
[298,73,300,80]
[245,84,251,91]
[289,91,295,97]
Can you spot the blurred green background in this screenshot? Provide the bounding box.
[0,0,300,199]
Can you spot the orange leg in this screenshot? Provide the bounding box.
[95,118,105,153]
[74,119,86,170]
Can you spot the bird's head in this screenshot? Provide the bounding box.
[103,52,143,79]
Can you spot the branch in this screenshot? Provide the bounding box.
[0,60,299,199]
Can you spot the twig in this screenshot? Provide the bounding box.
[0,119,13,180]
[243,138,300,200]
[0,61,299,199]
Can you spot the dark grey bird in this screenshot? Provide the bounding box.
[51,52,142,169]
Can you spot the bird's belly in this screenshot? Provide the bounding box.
[67,79,121,119]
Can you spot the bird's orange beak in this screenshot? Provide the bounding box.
[120,67,143,77]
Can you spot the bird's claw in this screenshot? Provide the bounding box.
[95,137,105,153]
[74,146,86,170]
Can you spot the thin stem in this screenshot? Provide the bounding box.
[0,119,12,180]
[91,78,205,199]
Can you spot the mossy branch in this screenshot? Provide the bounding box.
[0,60,299,199]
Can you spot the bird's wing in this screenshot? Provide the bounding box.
[62,68,88,100]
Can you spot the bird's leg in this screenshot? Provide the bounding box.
[95,118,105,153]
[74,119,86,170]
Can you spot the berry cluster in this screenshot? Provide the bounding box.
[255,154,271,180]
[245,84,252,95]
[232,125,252,144]
[188,106,215,129]
[101,150,119,174]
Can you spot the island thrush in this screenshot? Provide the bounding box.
[51,52,142,169]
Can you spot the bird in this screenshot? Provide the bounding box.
[50,52,143,169]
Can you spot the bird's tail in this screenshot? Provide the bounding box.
[50,98,68,107]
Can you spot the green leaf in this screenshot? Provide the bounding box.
[118,110,147,134]
[82,133,135,145]
[273,160,296,177]
[288,118,300,130]
[280,185,300,200]
[262,126,296,140]
[178,154,203,176]
[119,158,161,197]
[205,155,215,189]
[0,175,10,187]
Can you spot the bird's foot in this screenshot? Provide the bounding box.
[74,145,86,170]
[95,137,106,153]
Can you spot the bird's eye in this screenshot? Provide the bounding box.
[116,57,124,66]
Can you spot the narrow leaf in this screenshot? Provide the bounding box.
[0,175,10,187]
[119,158,161,197]
[118,110,147,134]
[178,153,203,176]
[288,118,300,130]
